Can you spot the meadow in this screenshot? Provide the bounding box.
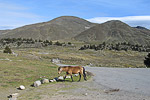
[0,42,147,99]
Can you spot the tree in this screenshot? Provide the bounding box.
[144,53,150,68]
[68,42,71,45]
[3,46,12,54]
[55,41,62,46]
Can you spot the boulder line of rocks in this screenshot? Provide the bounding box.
[8,76,71,99]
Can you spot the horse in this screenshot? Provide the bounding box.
[58,66,87,82]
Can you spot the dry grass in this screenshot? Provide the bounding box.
[0,43,147,100]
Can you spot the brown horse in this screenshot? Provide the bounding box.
[58,66,87,82]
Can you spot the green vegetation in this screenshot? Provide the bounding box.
[0,41,147,100]
[79,42,150,52]
[144,53,150,68]
[0,49,58,89]
[0,38,73,48]
[3,46,12,54]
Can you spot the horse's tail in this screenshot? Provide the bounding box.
[83,67,87,81]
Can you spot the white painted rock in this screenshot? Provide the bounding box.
[53,78,57,82]
[33,80,41,87]
[51,58,61,63]
[66,76,71,79]
[49,80,54,82]
[10,93,19,98]
[19,85,25,90]
[41,79,49,84]
[74,74,79,77]
[58,76,64,80]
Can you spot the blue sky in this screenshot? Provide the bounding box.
[0,0,150,29]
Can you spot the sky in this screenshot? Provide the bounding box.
[0,0,150,30]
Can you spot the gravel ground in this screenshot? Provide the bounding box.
[85,66,150,96]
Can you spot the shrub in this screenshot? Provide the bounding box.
[55,41,62,46]
[144,53,150,68]
[3,46,12,54]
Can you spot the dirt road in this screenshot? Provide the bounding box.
[86,66,150,97]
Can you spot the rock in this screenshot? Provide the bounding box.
[83,93,88,96]
[51,58,61,63]
[12,52,18,57]
[33,80,41,87]
[74,74,79,77]
[66,76,71,79]
[8,93,19,100]
[58,76,64,80]
[41,78,49,84]
[49,80,54,82]
[85,93,88,96]
[19,85,25,90]
[53,78,57,82]
[53,77,58,81]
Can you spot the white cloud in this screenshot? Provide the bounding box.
[87,16,150,29]
[0,2,28,10]
[0,2,43,30]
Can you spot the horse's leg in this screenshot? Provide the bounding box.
[64,72,68,81]
[78,72,81,82]
[64,75,66,81]
[83,67,87,81]
[83,74,87,81]
[70,74,74,82]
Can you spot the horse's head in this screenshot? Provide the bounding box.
[58,67,62,74]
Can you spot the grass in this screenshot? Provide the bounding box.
[0,43,147,100]
[0,44,147,88]
[0,50,58,89]
[0,46,91,89]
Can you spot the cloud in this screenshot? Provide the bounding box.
[0,2,28,10]
[0,2,44,30]
[87,16,150,29]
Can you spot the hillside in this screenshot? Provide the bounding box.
[74,20,150,45]
[0,16,95,40]
[0,30,11,35]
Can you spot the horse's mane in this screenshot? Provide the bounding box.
[58,66,68,71]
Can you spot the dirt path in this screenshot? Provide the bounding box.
[86,66,150,96]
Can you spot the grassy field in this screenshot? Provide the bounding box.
[0,42,148,99]
[0,44,147,87]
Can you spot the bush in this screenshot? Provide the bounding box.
[54,41,62,46]
[144,53,150,68]
[3,46,12,54]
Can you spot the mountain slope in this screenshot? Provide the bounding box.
[0,16,96,40]
[0,30,11,35]
[74,20,150,45]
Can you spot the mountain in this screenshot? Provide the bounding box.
[74,20,150,45]
[0,16,96,40]
[134,26,149,30]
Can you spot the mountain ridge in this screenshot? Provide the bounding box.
[74,20,150,45]
[0,16,96,40]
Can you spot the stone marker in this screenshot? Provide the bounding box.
[58,76,64,80]
[66,76,71,79]
[49,80,54,82]
[74,74,79,77]
[41,79,49,84]
[33,80,41,87]
[19,85,25,90]
[53,77,58,81]
[8,93,19,100]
